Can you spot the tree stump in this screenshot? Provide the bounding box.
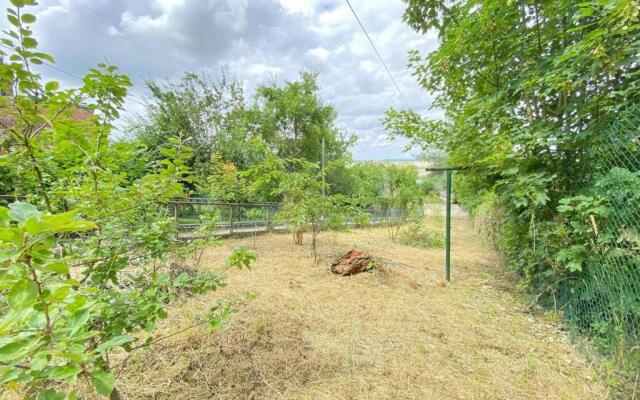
[330,249,375,276]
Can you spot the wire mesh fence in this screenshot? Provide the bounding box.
[169,198,427,238]
[554,106,640,360]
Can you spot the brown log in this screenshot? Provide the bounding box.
[330,249,376,276]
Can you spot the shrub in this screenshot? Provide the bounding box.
[399,222,445,249]
[354,211,371,227]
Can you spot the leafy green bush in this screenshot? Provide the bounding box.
[0,4,257,398]
[0,202,255,399]
[326,211,346,232]
[399,222,445,249]
[354,211,371,227]
[420,176,442,203]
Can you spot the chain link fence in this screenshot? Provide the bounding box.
[555,106,640,369]
[170,198,424,238]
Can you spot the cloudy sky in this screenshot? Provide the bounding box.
[16,0,439,160]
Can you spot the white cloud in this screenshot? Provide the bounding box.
[314,5,351,33]
[107,25,122,36]
[278,0,316,17]
[22,0,438,160]
[358,60,376,74]
[307,46,330,60]
[246,62,284,77]
[371,134,393,147]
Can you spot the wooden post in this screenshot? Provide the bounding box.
[229,205,234,235]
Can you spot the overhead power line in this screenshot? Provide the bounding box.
[344,0,411,110]
[45,63,148,108]
[41,61,148,108]
[0,42,148,108]
[76,0,191,70]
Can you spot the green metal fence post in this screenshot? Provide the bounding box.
[425,165,468,282]
[445,170,452,282]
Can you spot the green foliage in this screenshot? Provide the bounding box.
[225,246,257,271]
[353,212,371,228]
[347,163,422,209]
[255,71,355,164]
[381,166,424,240]
[392,0,640,391]
[203,153,252,201]
[273,159,328,249]
[131,71,354,188]
[244,208,265,221]
[324,195,362,232]
[338,163,423,239]
[129,72,255,176]
[0,4,255,398]
[399,221,445,249]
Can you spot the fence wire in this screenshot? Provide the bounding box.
[556,106,640,359]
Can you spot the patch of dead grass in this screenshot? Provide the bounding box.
[104,218,606,399]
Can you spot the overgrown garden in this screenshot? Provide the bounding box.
[2,0,636,397]
[0,2,427,398]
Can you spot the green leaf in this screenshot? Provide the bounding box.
[0,227,21,244]
[90,370,115,397]
[7,278,38,310]
[7,202,40,223]
[44,80,59,91]
[42,261,69,275]
[20,13,35,23]
[7,15,19,27]
[48,364,82,380]
[207,304,233,330]
[38,389,66,400]
[25,210,97,235]
[0,271,18,290]
[0,338,31,362]
[22,37,37,49]
[0,366,23,384]
[567,261,583,273]
[50,285,70,302]
[0,206,9,225]
[29,351,49,371]
[10,0,26,7]
[95,335,135,353]
[68,308,91,336]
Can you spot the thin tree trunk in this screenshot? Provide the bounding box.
[24,136,52,212]
[312,221,318,264]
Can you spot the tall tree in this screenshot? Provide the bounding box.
[130,72,257,175]
[255,71,354,165]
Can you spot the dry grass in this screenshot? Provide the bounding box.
[110,218,606,399]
